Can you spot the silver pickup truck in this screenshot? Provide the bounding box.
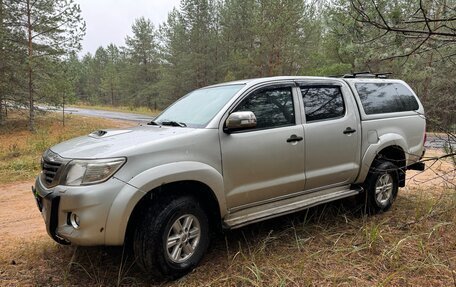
[33,74,426,278]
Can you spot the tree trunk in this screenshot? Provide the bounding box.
[26,0,35,132]
[422,52,433,103]
[111,82,114,106]
[62,93,65,127]
[0,96,4,127]
[0,0,5,126]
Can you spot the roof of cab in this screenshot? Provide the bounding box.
[205,76,341,88]
[206,75,403,87]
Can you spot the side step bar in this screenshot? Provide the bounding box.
[224,186,363,229]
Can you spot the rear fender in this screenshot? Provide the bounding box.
[356,134,408,183]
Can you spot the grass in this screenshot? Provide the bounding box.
[1,186,455,286]
[70,102,161,117]
[0,111,133,184]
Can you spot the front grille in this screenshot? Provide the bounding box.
[42,159,62,186]
[41,150,65,188]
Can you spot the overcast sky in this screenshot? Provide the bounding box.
[76,0,181,56]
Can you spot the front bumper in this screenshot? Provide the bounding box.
[32,176,125,246]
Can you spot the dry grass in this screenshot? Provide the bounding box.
[0,112,134,184]
[0,113,455,286]
[1,185,454,286]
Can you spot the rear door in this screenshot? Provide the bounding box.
[298,81,361,190]
[220,84,305,209]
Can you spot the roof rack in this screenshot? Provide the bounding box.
[328,72,392,79]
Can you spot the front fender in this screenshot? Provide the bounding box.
[104,161,225,245]
[356,133,408,184]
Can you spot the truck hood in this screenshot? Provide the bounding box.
[50,125,197,158]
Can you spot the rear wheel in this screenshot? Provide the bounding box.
[133,195,209,279]
[362,160,399,214]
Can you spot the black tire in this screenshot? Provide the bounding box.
[362,160,399,214]
[133,195,210,279]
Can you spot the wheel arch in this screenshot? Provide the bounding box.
[356,133,407,185]
[125,180,222,244]
[104,161,225,245]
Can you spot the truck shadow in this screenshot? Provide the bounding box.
[60,196,367,286]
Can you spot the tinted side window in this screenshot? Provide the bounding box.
[301,86,345,122]
[355,83,419,115]
[234,87,294,129]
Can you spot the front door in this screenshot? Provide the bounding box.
[220,85,305,209]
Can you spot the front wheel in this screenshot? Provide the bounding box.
[133,195,210,279]
[362,160,399,214]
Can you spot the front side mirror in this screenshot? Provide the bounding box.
[224,111,257,133]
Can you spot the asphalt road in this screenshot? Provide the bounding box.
[41,106,155,123]
[425,135,455,149]
[41,105,454,149]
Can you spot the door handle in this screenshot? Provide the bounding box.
[286,134,303,143]
[343,127,357,134]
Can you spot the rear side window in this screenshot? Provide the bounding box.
[355,83,419,115]
[301,86,345,122]
[234,86,295,129]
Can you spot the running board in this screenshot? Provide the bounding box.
[224,186,363,229]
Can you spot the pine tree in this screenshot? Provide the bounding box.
[125,17,159,108]
[219,0,258,79]
[0,0,27,126]
[8,0,85,131]
[101,44,121,106]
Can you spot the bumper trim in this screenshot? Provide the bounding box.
[32,186,43,212]
[47,194,70,245]
[32,186,70,245]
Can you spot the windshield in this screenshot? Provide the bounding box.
[155,84,244,128]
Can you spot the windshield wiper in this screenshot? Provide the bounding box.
[161,121,187,127]
[147,120,160,126]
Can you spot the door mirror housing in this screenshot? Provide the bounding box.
[224,111,257,133]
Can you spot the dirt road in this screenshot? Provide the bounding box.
[0,181,46,243]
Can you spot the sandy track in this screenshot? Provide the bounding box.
[0,181,47,242]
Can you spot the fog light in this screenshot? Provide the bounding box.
[69,213,80,229]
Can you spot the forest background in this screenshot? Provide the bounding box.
[0,0,454,132]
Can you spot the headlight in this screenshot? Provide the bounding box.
[61,158,126,186]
